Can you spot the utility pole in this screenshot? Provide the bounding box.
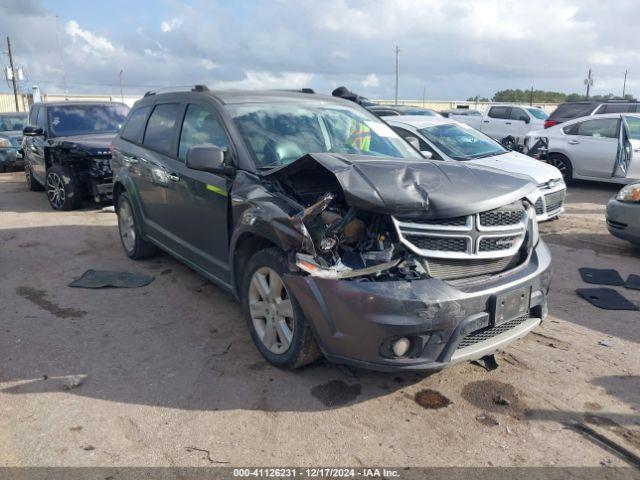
[422,85,426,107]
[623,69,628,98]
[394,45,400,105]
[6,37,19,111]
[584,68,593,99]
[119,69,124,103]
[529,86,533,106]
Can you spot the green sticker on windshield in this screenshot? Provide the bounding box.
[206,184,227,196]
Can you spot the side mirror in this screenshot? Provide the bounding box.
[521,117,530,124]
[404,136,420,150]
[186,144,232,174]
[23,125,44,136]
[421,150,434,159]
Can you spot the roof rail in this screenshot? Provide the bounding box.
[275,88,316,94]
[143,85,210,97]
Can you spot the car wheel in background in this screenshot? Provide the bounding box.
[45,165,81,210]
[547,154,573,183]
[25,163,43,191]
[116,192,157,260]
[242,247,321,369]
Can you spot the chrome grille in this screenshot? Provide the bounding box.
[456,313,531,349]
[393,202,529,280]
[544,190,565,213]
[534,198,544,215]
[405,236,467,252]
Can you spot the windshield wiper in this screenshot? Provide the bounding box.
[471,151,507,159]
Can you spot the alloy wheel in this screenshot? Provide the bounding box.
[46,172,65,209]
[547,157,567,179]
[248,267,295,354]
[118,200,136,253]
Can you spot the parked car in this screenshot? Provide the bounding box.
[22,101,129,210]
[440,109,483,119]
[544,99,640,129]
[453,104,548,147]
[367,105,441,117]
[386,116,566,221]
[607,182,640,247]
[0,112,27,172]
[111,86,551,372]
[524,113,640,184]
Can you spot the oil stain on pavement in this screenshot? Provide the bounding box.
[414,389,451,409]
[16,286,87,319]
[311,380,362,407]
[461,379,528,419]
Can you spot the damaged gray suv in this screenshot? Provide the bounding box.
[111,86,552,371]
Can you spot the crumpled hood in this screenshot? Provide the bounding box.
[265,153,537,218]
[51,133,116,154]
[470,151,563,185]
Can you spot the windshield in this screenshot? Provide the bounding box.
[47,104,129,137]
[228,101,420,168]
[527,108,548,120]
[419,123,507,161]
[0,114,27,132]
[401,108,438,117]
[625,116,640,140]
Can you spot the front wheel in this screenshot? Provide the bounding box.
[242,248,321,369]
[46,165,82,210]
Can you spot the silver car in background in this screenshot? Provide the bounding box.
[525,113,640,184]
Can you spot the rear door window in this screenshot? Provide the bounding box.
[178,104,230,161]
[121,106,152,142]
[598,104,636,114]
[143,103,181,155]
[564,118,619,138]
[509,107,529,121]
[488,106,510,119]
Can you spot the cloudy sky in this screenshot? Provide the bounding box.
[0,0,638,100]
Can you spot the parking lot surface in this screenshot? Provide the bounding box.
[1,171,639,468]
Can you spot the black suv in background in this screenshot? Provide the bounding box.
[545,100,640,128]
[22,101,129,210]
[111,86,551,371]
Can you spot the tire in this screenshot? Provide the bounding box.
[25,163,44,191]
[116,192,157,260]
[547,154,573,183]
[45,165,82,210]
[241,248,321,369]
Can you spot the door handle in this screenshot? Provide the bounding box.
[483,120,490,123]
[568,140,580,145]
[505,122,512,125]
[167,173,180,182]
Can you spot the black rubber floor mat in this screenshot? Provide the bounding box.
[69,270,155,289]
[577,288,638,311]
[579,268,625,286]
[625,274,640,290]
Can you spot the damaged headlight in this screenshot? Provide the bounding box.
[616,184,640,203]
[0,137,11,148]
[296,253,400,280]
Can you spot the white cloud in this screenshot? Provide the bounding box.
[213,71,314,90]
[199,59,217,70]
[362,74,379,88]
[65,20,116,54]
[161,18,184,33]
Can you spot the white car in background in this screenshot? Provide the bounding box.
[386,116,566,221]
[525,113,640,184]
[454,104,549,147]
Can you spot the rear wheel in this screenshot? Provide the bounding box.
[46,165,81,210]
[116,192,157,260]
[547,154,573,183]
[242,248,321,369]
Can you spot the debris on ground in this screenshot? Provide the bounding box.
[579,268,625,286]
[475,413,500,426]
[472,354,499,371]
[493,394,511,406]
[577,288,639,311]
[212,342,232,356]
[185,446,229,464]
[100,206,115,213]
[62,375,85,390]
[69,270,155,289]
[414,389,451,409]
[81,444,95,451]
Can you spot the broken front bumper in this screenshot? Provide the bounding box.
[285,241,552,371]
